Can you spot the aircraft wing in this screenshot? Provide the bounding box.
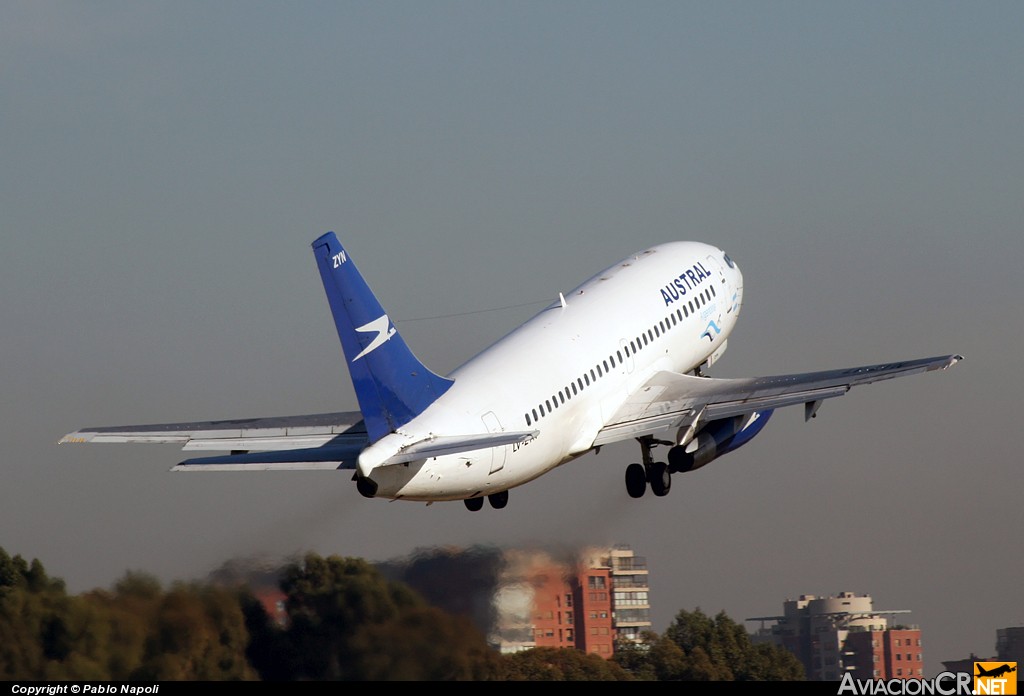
[60,410,537,472]
[593,354,963,447]
[60,411,369,470]
[170,444,365,471]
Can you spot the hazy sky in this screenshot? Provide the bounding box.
[3,1,1021,674]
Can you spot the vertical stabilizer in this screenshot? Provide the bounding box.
[312,232,453,442]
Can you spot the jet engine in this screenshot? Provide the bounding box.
[667,410,773,473]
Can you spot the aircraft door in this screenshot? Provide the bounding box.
[481,411,507,475]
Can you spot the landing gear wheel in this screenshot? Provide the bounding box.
[464,497,484,512]
[650,462,671,497]
[625,463,647,498]
[488,490,509,509]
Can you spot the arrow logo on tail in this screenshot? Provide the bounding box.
[353,315,397,361]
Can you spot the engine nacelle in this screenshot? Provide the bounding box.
[668,410,773,473]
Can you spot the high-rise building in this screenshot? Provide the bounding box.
[845,628,925,680]
[997,626,1024,664]
[582,545,652,645]
[386,545,650,656]
[490,545,650,656]
[574,564,614,656]
[490,548,579,652]
[749,592,921,681]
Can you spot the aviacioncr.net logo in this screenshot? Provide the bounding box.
[974,662,1017,695]
[838,672,973,695]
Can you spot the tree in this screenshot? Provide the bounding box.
[612,633,658,680]
[502,647,633,681]
[0,549,76,679]
[128,583,255,680]
[613,629,723,680]
[352,605,503,680]
[663,608,804,681]
[249,552,502,680]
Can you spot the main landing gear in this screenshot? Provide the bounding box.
[464,490,509,511]
[625,435,673,499]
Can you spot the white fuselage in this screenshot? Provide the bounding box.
[362,242,743,501]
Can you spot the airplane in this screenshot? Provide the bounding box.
[976,664,1017,679]
[61,232,962,511]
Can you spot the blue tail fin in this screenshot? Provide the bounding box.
[312,232,454,443]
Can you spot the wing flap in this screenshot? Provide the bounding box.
[595,355,961,446]
[182,435,355,451]
[701,385,851,420]
[592,411,693,447]
[172,444,362,472]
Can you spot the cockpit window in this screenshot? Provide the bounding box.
[723,252,735,269]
